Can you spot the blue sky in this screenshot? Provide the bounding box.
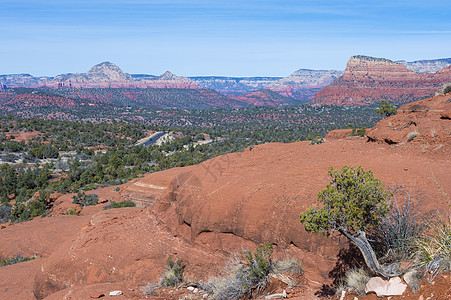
[1,0,450,76]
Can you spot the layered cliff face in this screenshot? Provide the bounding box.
[312,55,451,106]
[266,69,343,101]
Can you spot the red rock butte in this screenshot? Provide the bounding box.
[312,55,451,106]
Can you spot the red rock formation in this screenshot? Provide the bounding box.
[313,55,451,106]
[1,95,450,299]
[229,89,299,106]
[366,92,451,147]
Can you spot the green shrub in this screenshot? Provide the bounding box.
[0,204,11,223]
[65,207,78,215]
[72,192,98,207]
[300,166,398,278]
[235,243,273,297]
[103,200,136,210]
[160,256,185,287]
[0,254,35,267]
[11,200,46,222]
[350,127,367,137]
[307,133,324,145]
[375,100,397,118]
[203,245,300,299]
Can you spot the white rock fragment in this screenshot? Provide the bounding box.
[365,277,407,297]
[109,290,123,296]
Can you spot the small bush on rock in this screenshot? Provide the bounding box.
[343,268,371,295]
[415,214,451,281]
[204,243,274,299]
[273,258,303,275]
[375,100,397,118]
[372,186,426,262]
[160,256,185,287]
[103,200,136,210]
[0,254,35,267]
[235,243,273,296]
[202,275,243,300]
[141,282,157,295]
[72,192,98,207]
[65,208,78,215]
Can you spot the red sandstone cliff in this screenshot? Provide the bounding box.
[312,55,451,106]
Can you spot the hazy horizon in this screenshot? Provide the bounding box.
[2,0,450,77]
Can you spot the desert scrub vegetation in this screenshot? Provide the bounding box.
[307,133,324,145]
[350,126,367,137]
[160,256,185,287]
[72,191,98,207]
[337,267,371,295]
[371,186,426,263]
[0,254,35,267]
[415,214,451,281]
[202,244,302,300]
[65,207,78,215]
[406,131,419,142]
[272,257,303,275]
[103,200,135,210]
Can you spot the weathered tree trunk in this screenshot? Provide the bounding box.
[339,228,401,278]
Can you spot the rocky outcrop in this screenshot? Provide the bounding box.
[366,92,451,148]
[312,55,451,106]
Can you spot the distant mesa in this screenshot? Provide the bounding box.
[397,57,451,73]
[36,62,199,89]
[1,56,450,107]
[311,55,451,106]
[265,69,343,101]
